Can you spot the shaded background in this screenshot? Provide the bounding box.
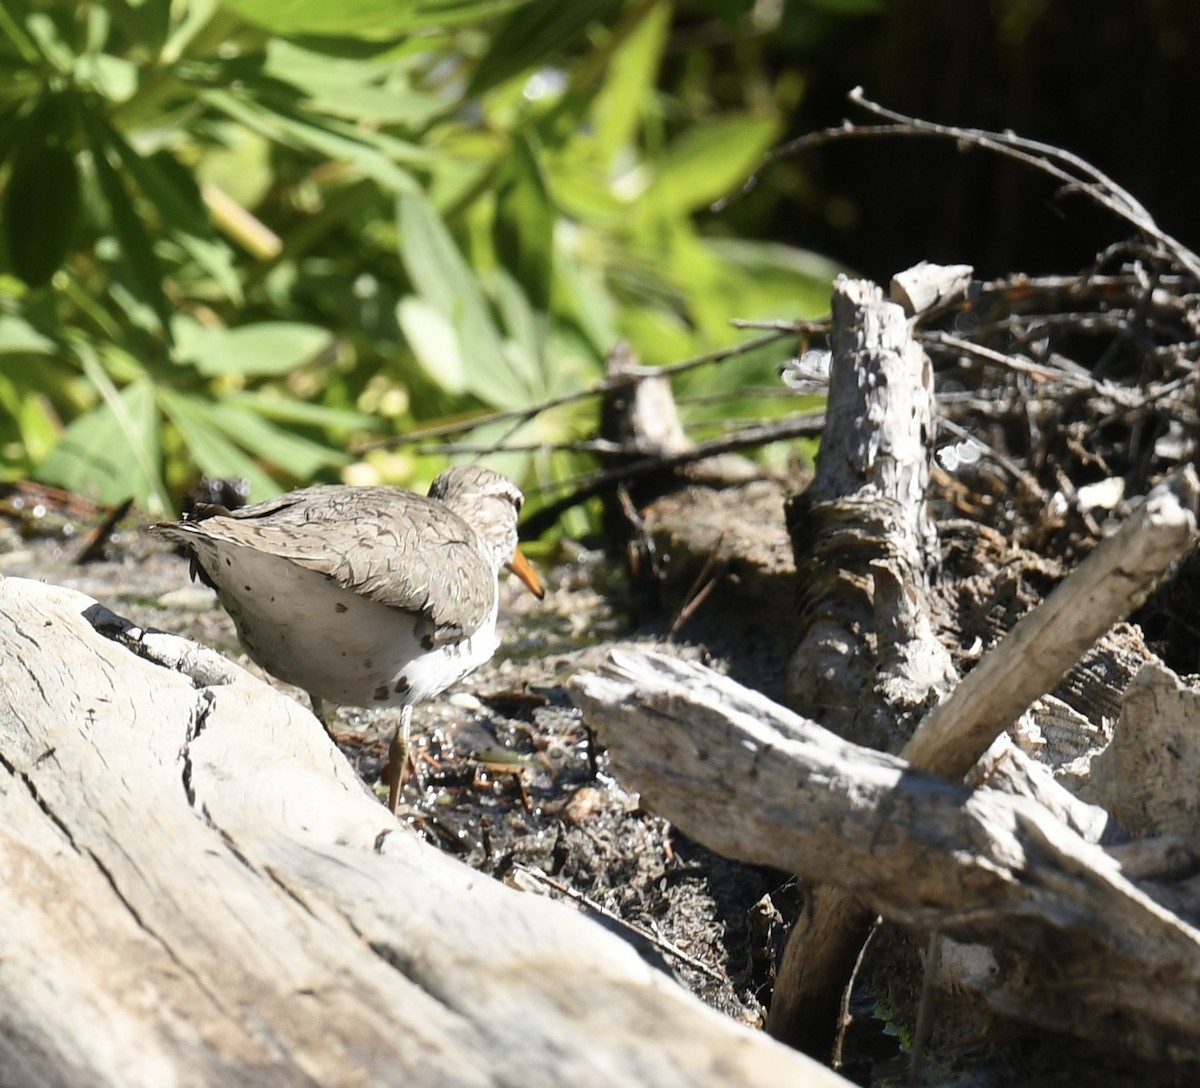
[706,0,1200,279]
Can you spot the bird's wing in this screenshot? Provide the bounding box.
[150,487,496,639]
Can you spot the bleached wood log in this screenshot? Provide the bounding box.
[0,576,846,1088]
[569,648,1200,1062]
[785,275,955,751]
[776,271,958,1055]
[888,261,974,316]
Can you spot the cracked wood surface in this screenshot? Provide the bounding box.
[0,576,845,1088]
[570,648,1200,1063]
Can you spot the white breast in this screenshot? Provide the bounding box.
[194,540,500,708]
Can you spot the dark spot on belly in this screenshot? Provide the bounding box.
[335,602,348,613]
[363,658,374,670]
[243,584,252,592]
[225,557,232,567]
[394,675,411,694]
[373,684,389,701]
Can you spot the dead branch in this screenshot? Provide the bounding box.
[569,648,1200,1064]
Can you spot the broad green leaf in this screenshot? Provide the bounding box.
[82,114,173,337]
[0,370,58,467]
[204,89,419,193]
[73,53,137,102]
[0,314,55,353]
[397,192,529,408]
[264,40,445,127]
[158,388,279,499]
[592,0,670,165]
[467,0,621,96]
[202,401,351,478]
[3,135,83,288]
[493,133,554,311]
[37,376,164,509]
[223,390,384,432]
[397,296,466,394]
[218,0,523,39]
[486,269,543,392]
[171,318,332,377]
[643,115,779,215]
[553,235,619,355]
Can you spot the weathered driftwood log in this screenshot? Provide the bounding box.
[785,274,956,750]
[775,271,960,1056]
[569,648,1200,1063]
[0,576,847,1088]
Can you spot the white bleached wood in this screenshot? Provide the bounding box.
[570,647,1200,1061]
[0,576,845,1088]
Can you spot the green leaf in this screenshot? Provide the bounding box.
[37,375,165,509]
[263,40,445,127]
[158,388,280,499]
[397,192,530,408]
[218,0,522,39]
[3,135,83,288]
[644,115,779,215]
[223,390,384,432]
[204,88,419,193]
[493,132,554,311]
[202,401,351,478]
[81,112,173,337]
[397,296,465,394]
[171,318,332,377]
[0,314,55,353]
[467,0,621,96]
[592,0,670,165]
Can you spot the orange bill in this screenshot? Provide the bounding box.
[507,547,545,599]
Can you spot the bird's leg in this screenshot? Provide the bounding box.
[387,704,413,814]
[309,694,330,731]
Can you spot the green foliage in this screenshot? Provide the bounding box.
[0,0,838,519]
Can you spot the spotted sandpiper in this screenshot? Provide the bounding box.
[149,465,544,812]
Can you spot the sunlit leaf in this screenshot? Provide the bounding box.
[0,315,55,353]
[223,390,385,432]
[397,296,466,394]
[644,115,779,215]
[204,88,420,193]
[592,0,670,165]
[494,133,554,311]
[218,0,523,39]
[37,376,164,508]
[158,388,280,499]
[397,192,530,408]
[172,318,332,377]
[203,400,352,477]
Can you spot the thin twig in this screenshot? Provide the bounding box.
[511,862,726,983]
[720,87,1200,282]
[519,411,825,538]
[355,330,793,454]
